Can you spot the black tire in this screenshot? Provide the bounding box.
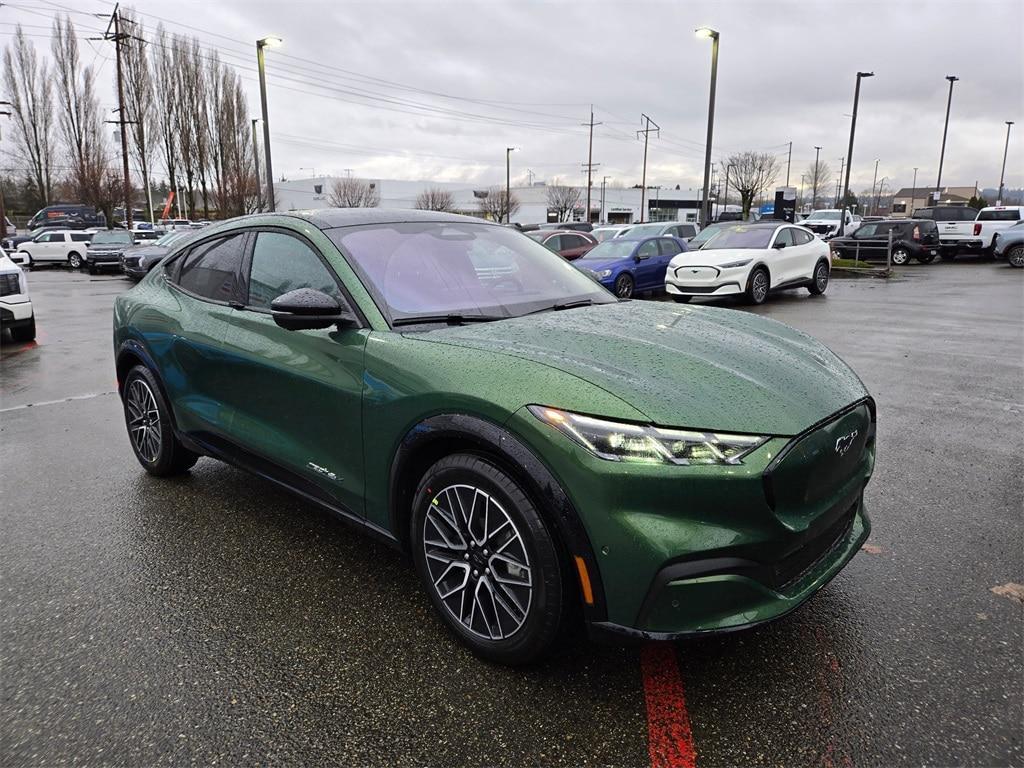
[9,316,36,342]
[613,272,634,298]
[410,453,569,665]
[807,260,830,295]
[121,364,199,477]
[67,251,83,269]
[745,266,770,305]
[939,248,957,261]
[915,252,936,264]
[18,251,32,268]
[891,247,911,266]
[672,295,692,303]
[1007,244,1024,269]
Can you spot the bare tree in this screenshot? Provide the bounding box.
[52,15,116,222]
[121,10,157,221]
[415,186,455,212]
[150,24,180,217]
[721,151,779,219]
[477,186,519,222]
[327,177,380,208]
[545,183,582,222]
[2,25,55,207]
[805,160,832,210]
[184,39,212,218]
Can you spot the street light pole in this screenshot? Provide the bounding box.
[505,146,516,224]
[256,36,282,212]
[934,75,959,201]
[812,145,821,208]
[251,118,262,212]
[695,27,719,228]
[601,176,610,224]
[840,71,873,234]
[997,121,1014,205]
[869,158,879,216]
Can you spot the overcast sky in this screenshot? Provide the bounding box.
[3,0,1022,196]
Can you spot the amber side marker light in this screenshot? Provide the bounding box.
[574,555,595,605]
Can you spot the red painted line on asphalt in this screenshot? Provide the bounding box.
[1,339,38,356]
[641,642,697,768]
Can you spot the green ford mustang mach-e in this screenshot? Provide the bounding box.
[113,209,875,665]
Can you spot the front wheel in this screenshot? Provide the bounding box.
[411,454,569,665]
[9,316,36,342]
[18,251,32,268]
[613,272,634,298]
[807,260,829,295]
[745,266,770,305]
[1007,245,1024,268]
[67,251,83,269]
[121,365,199,476]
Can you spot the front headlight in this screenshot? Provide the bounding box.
[529,406,768,465]
[719,259,752,269]
[597,269,613,279]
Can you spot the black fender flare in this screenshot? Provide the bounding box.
[388,413,608,621]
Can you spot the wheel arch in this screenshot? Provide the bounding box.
[115,339,186,438]
[388,412,608,622]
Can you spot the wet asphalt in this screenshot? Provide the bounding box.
[2,260,1021,767]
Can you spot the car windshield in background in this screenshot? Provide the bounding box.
[327,221,615,325]
[525,231,546,242]
[702,226,774,249]
[156,230,190,246]
[575,240,637,261]
[623,223,665,237]
[977,209,1021,221]
[809,210,841,220]
[690,223,729,248]
[590,228,620,242]
[92,231,133,245]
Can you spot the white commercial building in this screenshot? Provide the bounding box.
[274,177,705,226]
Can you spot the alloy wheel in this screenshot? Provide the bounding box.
[614,274,633,298]
[815,264,829,292]
[126,378,162,463]
[422,483,533,641]
[1008,246,1024,268]
[752,270,768,303]
[892,249,910,265]
[68,253,82,269]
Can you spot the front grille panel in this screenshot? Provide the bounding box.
[0,272,21,296]
[773,502,857,590]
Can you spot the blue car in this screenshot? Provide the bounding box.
[573,235,688,298]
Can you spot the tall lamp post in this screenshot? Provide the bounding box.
[505,147,518,224]
[840,71,873,234]
[934,75,959,202]
[869,158,880,215]
[811,145,822,208]
[600,176,610,224]
[695,27,719,228]
[997,121,1014,205]
[250,118,262,212]
[256,36,282,212]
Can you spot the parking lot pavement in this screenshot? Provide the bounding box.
[2,263,1022,767]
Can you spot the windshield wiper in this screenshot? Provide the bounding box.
[392,313,506,327]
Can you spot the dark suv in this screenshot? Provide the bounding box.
[829,218,940,265]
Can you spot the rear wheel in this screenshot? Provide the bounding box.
[613,272,634,298]
[1007,245,1024,268]
[891,247,911,266]
[67,251,83,269]
[745,266,769,305]
[121,365,198,476]
[807,260,829,295]
[410,453,569,665]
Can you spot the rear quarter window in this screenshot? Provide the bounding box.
[977,209,1021,221]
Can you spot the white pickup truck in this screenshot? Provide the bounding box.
[913,205,1024,259]
[801,209,862,239]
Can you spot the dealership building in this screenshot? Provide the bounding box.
[273,177,706,226]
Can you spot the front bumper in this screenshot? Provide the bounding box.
[87,252,124,270]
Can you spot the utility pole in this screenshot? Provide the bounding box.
[637,113,659,224]
[812,145,821,209]
[251,119,262,212]
[840,71,874,234]
[695,27,720,228]
[786,141,793,186]
[723,163,733,210]
[997,121,1014,205]
[911,166,918,213]
[580,105,602,225]
[0,102,10,238]
[834,156,845,206]
[526,168,535,187]
[935,75,959,201]
[104,4,133,229]
[869,158,880,215]
[601,176,610,224]
[256,36,282,212]
[505,147,517,224]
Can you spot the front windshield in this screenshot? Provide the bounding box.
[576,240,637,262]
[690,223,728,248]
[156,230,189,246]
[590,228,619,242]
[701,225,774,249]
[624,223,664,238]
[91,230,133,245]
[327,221,615,324]
[808,210,841,220]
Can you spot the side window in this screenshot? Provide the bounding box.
[637,240,659,259]
[797,229,815,244]
[659,238,682,256]
[247,231,342,310]
[37,233,56,243]
[71,233,91,242]
[774,228,795,247]
[175,234,247,302]
[679,225,696,238]
[545,235,563,251]
[564,234,585,249]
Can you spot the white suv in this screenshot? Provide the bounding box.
[0,252,35,342]
[18,229,93,268]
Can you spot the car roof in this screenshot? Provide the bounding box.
[287,208,498,230]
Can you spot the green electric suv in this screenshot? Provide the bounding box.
[113,209,875,664]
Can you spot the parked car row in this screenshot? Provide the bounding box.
[913,205,1024,259]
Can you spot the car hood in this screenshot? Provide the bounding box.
[803,220,840,227]
[123,244,170,258]
[416,301,867,436]
[670,247,764,266]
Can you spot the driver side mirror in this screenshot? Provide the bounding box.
[773,240,787,249]
[271,288,356,331]
[635,249,651,261]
